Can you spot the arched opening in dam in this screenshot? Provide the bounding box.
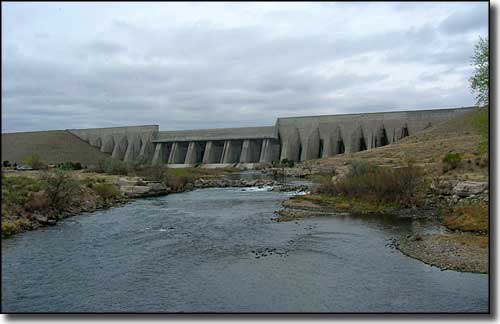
[170,142,189,164]
[352,127,367,153]
[222,140,243,163]
[162,143,173,163]
[203,140,225,164]
[359,136,367,152]
[374,127,389,148]
[380,128,389,147]
[111,136,128,160]
[402,125,409,138]
[185,141,206,164]
[198,142,206,163]
[336,138,345,155]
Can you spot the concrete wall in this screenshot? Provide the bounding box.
[154,126,276,142]
[68,125,159,164]
[276,107,475,161]
[6,107,475,166]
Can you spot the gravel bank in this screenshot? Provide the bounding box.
[394,234,488,273]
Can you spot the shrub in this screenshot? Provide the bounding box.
[2,219,33,238]
[81,178,97,189]
[25,191,50,212]
[473,107,488,153]
[137,164,168,182]
[331,161,424,207]
[442,201,488,233]
[164,175,191,191]
[347,160,379,177]
[280,159,295,168]
[23,152,46,170]
[58,161,83,171]
[2,176,43,207]
[316,180,337,195]
[442,152,462,173]
[40,170,79,214]
[93,183,121,201]
[2,160,11,167]
[101,158,130,175]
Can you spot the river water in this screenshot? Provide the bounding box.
[2,179,488,312]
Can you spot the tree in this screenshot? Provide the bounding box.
[23,152,45,170]
[470,36,489,106]
[41,170,78,216]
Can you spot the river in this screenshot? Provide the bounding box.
[2,179,488,312]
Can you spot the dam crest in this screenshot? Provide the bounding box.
[53,107,475,165]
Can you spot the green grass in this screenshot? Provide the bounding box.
[296,194,399,214]
[92,183,121,201]
[2,175,43,212]
[1,219,33,239]
[473,107,488,153]
[316,161,425,208]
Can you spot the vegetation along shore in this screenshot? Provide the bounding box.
[2,107,488,275]
[273,107,488,273]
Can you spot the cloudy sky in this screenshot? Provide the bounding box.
[2,2,488,132]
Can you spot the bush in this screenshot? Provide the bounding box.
[23,152,46,170]
[92,183,121,201]
[137,164,167,182]
[325,161,424,207]
[442,201,488,233]
[165,175,190,191]
[280,159,295,168]
[347,161,379,177]
[2,160,11,167]
[57,161,83,171]
[442,152,462,173]
[2,176,43,207]
[25,191,50,212]
[40,170,79,214]
[315,180,337,195]
[473,107,488,153]
[2,219,33,238]
[97,158,130,175]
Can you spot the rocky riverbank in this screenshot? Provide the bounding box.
[274,194,488,273]
[273,194,438,222]
[192,177,309,192]
[393,234,488,273]
[273,177,489,274]
[2,169,310,239]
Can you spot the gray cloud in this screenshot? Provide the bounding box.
[439,5,488,35]
[1,2,488,133]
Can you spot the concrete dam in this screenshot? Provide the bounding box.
[58,107,475,166]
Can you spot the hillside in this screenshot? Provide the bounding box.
[1,130,111,166]
[302,109,487,181]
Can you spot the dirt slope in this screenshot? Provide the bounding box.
[1,130,110,166]
[303,109,487,180]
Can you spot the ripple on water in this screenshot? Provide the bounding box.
[1,186,489,313]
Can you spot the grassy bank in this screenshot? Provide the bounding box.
[2,171,124,238]
[304,160,426,213]
[2,160,240,239]
[441,201,488,233]
[276,109,489,272]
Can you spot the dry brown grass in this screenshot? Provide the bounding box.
[303,110,488,182]
[2,130,110,166]
[434,234,488,249]
[443,201,488,233]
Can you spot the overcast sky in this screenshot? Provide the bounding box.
[2,2,488,132]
